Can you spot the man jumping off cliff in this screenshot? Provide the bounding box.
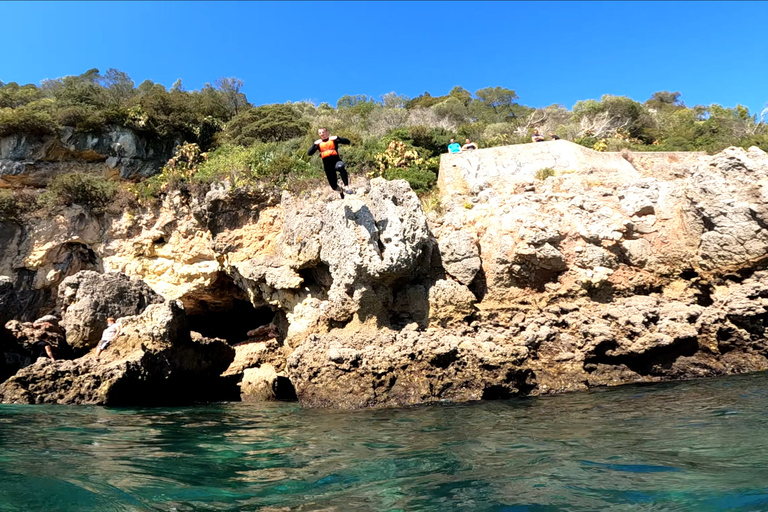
[308,127,355,199]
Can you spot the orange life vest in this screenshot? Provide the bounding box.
[319,139,338,158]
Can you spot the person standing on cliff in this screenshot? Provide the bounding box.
[96,317,121,359]
[308,128,355,199]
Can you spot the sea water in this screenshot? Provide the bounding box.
[2,372,768,511]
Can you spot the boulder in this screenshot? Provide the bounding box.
[287,327,533,409]
[438,231,481,285]
[58,271,164,354]
[0,301,235,405]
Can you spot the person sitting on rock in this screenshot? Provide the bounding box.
[531,129,545,143]
[549,132,561,140]
[96,317,121,359]
[461,138,478,151]
[447,138,462,154]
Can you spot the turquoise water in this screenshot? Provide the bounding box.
[3,373,768,511]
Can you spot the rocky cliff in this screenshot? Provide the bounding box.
[0,126,179,188]
[3,141,768,408]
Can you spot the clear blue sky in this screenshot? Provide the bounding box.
[2,1,767,116]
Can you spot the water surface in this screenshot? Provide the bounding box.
[2,372,768,511]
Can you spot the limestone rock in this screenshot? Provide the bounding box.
[428,279,477,327]
[439,231,481,285]
[0,127,180,188]
[58,271,164,354]
[0,301,235,405]
[287,328,533,409]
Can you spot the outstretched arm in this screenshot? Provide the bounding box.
[308,143,320,156]
[335,137,351,145]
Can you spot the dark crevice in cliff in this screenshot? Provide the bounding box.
[585,336,699,376]
[717,312,768,354]
[469,267,487,302]
[481,369,537,400]
[430,348,459,369]
[678,269,715,307]
[749,209,768,232]
[298,263,333,289]
[700,215,716,232]
[13,269,60,321]
[183,272,275,345]
[585,282,615,304]
[188,300,274,345]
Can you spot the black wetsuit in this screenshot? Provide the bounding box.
[308,137,351,191]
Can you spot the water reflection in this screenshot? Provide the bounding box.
[2,373,768,510]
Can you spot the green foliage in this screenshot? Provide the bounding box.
[0,189,19,221]
[380,92,409,108]
[136,140,324,201]
[223,104,309,145]
[406,92,445,110]
[573,94,654,141]
[0,105,57,137]
[432,96,469,125]
[4,70,768,205]
[449,86,472,107]
[385,165,437,193]
[408,125,452,157]
[0,82,45,108]
[645,90,683,111]
[370,139,437,193]
[41,172,118,210]
[535,167,556,180]
[0,69,241,145]
[474,86,519,121]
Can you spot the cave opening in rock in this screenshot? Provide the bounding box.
[187,299,274,345]
[184,272,275,345]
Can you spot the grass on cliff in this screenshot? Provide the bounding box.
[130,140,439,205]
[129,142,328,204]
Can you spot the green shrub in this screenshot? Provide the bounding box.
[574,136,599,149]
[385,166,437,194]
[0,107,57,137]
[535,167,556,180]
[41,173,118,210]
[0,190,19,221]
[222,104,309,145]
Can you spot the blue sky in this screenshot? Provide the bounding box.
[2,1,767,116]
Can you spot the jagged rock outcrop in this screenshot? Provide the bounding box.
[4,143,768,408]
[0,300,235,405]
[0,127,180,187]
[58,270,164,354]
[226,177,433,342]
